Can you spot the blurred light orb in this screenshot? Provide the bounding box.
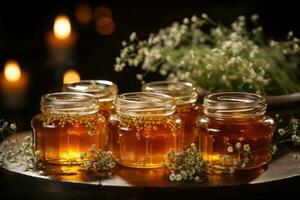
[96,17,115,36]
[75,4,93,25]
[4,60,21,82]
[63,69,80,84]
[94,6,112,19]
[54,15,72,40]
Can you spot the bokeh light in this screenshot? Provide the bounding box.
[54,15,72,40]
[96,17,115,36]
[63,69,80,84]
[4,60,21,82]
[75,4,93,25]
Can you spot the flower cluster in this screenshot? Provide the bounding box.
[161,143,206,182]
[0,136,44,171]
[274,115,300,158]
[115,14,300,95]
[215,142,253,173]
[0,119,17,140]
[80,145,116,176]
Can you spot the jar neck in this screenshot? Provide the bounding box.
[202,92,266,119]
[115,92,176,117]
[142,81,198,105]
[62,80,118,102]
[40,92,99,115]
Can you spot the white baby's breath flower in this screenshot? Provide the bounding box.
[169,173,176,181]
[278,128,285,136]
[227,146,234,153]
[130,32,137,41]
[243,144,251,152]
[235,142,242,149]
[201,13,208,19]
[251,14,259,22]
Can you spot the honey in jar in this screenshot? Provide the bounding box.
[196,92,275,172]
[142,81,199,149]
[31,92,107,164]
[62,80,118,119]
[109,92,181,168]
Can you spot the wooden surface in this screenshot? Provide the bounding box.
[1,132,300,200]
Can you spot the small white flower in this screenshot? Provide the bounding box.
[191,15,198,22]
[121,41,127,47]
[10,123,17,130]
[272,145,278,155]
[251,14,259,22]
[227,146,234,153]
[243,144,251,152]
[136,74,143,80]
[183,18,189,24]
[175,173,182,181]
[278,128,285,136]
[293,154,300,160]
[169,173,176,181]
[201,13,208,19]
[130,32,137,41]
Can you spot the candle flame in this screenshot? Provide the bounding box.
[63,69,80,84]
[4,60,21,82]
[54,15,72,40]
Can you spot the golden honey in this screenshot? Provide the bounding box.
[31,92,107,164]
[142,81,200,149]
[62,80,118,119]
[196,92,275,172]
[109,92,181,168]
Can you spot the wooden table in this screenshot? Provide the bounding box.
[1,132,300,200]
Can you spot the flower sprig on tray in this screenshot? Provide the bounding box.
[161,143,207,182]
[0,120,44,171]
[274,115,300,159]
[80,145,116,176]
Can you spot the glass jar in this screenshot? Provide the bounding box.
[142,81,199,149]
[31,92,107,164]
[109,92,181,168]
[197,92,275,172]
[62,80,118,119]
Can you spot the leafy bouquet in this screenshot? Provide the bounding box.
[115,14,300,95]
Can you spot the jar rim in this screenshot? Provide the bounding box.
[203,92,266,118]
[41,92,99,115]
[142,81,198,105]
[115,92,176,117]
[62,80,118,102]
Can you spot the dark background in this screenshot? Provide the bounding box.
[0,0,300,131]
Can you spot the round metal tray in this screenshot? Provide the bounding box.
[1,132,300,200]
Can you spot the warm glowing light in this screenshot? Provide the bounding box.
[62,151,81,161]
[54,15,72,40]
[75,4,92,25]
[96,17,115,36]
[4,60,21,82]
[94,6,112,19]
[63,69,80,84]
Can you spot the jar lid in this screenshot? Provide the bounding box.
[41,92,99,115]
[203,92,266,118]
[142,81,198,105]
[115,92,176,117]
[62,80,118,102]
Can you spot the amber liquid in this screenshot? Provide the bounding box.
[109,115,180,168]
[176,103,200,149]
[197,115,274,170]
[32,113,107,164]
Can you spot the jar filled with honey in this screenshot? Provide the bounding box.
[197,92,275,172]
[142,81,199,149]
[109,92,181,168]
[31,92,107,164]
[62,80,118,118]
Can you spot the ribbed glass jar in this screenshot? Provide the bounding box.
[196,92,275,172]
[109,92,181,168]
[142,81,199,149]
[31,92,107,164]
[62,80,118,119]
